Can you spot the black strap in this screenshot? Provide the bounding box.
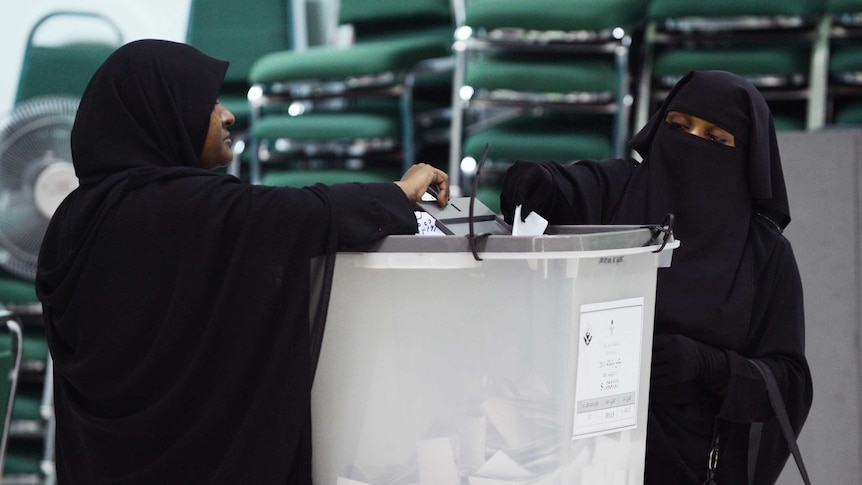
[747,422,763,485]
[749,359,812,485]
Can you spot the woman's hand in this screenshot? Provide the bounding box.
[395,163,449,207]
[500,160,555,224]
[651,333,729,387]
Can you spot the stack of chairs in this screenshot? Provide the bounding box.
[825,0,862,125]
[634,0,828,133]
[246,0,455,187]
[3,11,123,484]
[0,298,49,485]
[447,0,646,209]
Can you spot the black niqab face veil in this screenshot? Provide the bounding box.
[628,70,790,229]
[71,39,229,182]
[617,71,792,344]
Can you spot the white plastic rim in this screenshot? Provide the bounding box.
[343,240,680,269]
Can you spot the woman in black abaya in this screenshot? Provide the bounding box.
[500,70,812,484]
[36,39,448,484]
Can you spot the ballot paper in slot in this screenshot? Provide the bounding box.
[415,196,511,236]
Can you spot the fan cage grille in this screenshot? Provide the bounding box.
[0,95,80,281]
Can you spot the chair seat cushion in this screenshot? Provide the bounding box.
[262,168,402,187]
[466,0,646,31]
[21,333,49,363]
[3,443,43,474]
[249,28,451,84]
[252,112,399,141]
[834,100,862,125]
[0,277,37,306]
[830,43,862,73]
[648,0,819,19]
[463,119,613,163]
[340,0,451,26]
[827,0,862,14]
[466,55,617,93]
[653,47,810,78]
[12,392,43,421]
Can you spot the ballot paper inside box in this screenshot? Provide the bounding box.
[312,227,678,485]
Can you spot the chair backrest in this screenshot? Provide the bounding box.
[15,11,123,105]
[339,0,452,39]
[340,0,451,27]
[463,0,647,32]
[186,0,294,87]
[828,0,862,14]
[0,316,23,473]
[648,0,824,20]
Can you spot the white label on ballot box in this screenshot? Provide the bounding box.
[572,297,645,440]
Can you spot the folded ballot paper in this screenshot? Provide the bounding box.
[334,374,599,485]
[511,206,548,236]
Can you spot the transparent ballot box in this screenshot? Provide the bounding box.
[312,226,678,485]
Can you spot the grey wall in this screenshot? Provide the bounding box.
[776,129,862,484]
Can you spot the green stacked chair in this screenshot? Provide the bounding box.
[0,314,23,480]
[247,0,454,187]
[0,286,49,484]
[185,0,295,180]
[447,0,646,208]
[14,11,122,105]
[3,11,116,482]
[635,0,828,133]
[825,0,862,125]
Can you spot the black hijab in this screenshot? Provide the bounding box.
[71,39,227,181]
[37,39,232,327]
[616,70,791,345]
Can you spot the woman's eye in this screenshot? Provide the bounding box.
[668,120,688,130]
[707,133,728,145]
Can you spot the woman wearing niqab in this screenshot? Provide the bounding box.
[500,70,812,484]
[36,39,446,483]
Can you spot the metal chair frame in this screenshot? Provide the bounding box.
[248,57,454,183]
[0,310,24,476]
[448,0,634,193]
[635,13,830,132]
[824,8,862,122]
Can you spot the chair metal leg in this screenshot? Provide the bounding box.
[400,74,416,173]
[248,137,262,185]
[807,16,831,131]
[0,318,23,474]
[448,47,467,196]
[613,40,632,159]
[634,22,657,136]
[247,87,264,185]
[227,132,247,180]
[41,355,56,485]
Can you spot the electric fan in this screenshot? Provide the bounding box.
[0,96,80,281]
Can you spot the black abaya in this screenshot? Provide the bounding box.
[36,40,420,484]
[500,71,813,485]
